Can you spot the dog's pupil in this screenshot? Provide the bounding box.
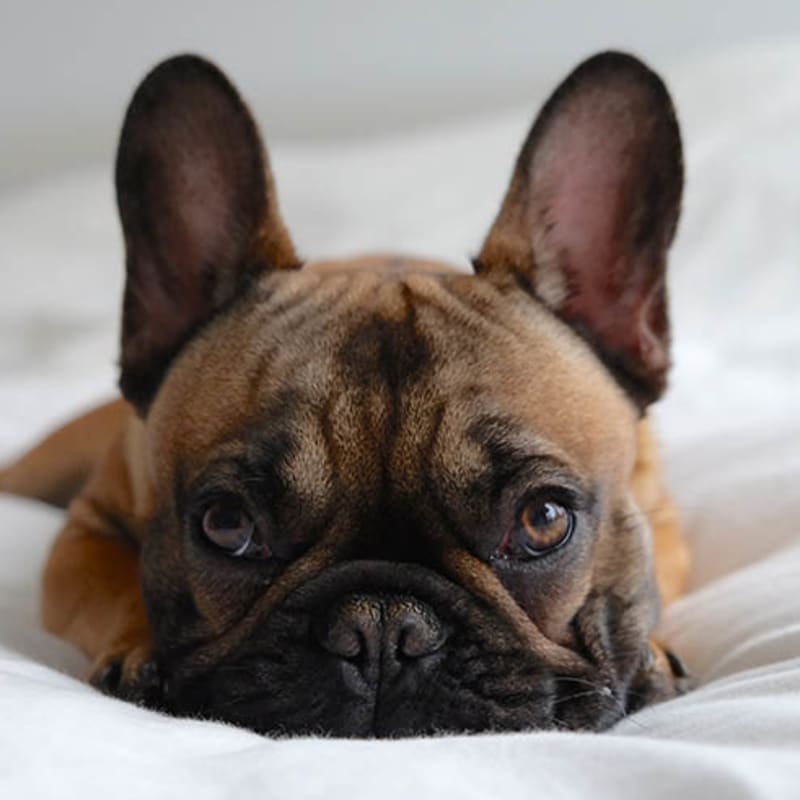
[212,507,244,531]
[203,501,253,550]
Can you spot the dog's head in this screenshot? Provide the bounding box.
[116,52,683,736]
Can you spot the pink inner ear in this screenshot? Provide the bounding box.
[479,54,681,402]
[528,90,668,378]
[174,148,235,276]
[124,130,244,369]
[159,98,246,283]
[550,145,623,298]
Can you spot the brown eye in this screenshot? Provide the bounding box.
[518,499,574,555]
[201,497,266,557]
[497,497,575,559]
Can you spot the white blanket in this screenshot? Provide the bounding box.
[2,41,800,798]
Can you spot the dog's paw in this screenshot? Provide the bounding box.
[646,640,692,697]
[662,646,692,695]
[626,640,692,714]
[89,643,165,709]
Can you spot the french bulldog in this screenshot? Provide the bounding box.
[0,51,690,736]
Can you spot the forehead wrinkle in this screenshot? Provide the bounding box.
[384,276,517,489]
[407,276,518,355]
[272,406,335,511]
[331,282,436,480]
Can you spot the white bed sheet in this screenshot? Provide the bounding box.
[1,41,800,798]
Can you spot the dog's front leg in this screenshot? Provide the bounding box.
[42,514,158,701]
[40,425,161,706]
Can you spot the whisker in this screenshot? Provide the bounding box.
[555,675,613,693]
[554,673,653,733]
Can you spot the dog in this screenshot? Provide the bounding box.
[0,51,690,736]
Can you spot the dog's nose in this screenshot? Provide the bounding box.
[316,594,446,668]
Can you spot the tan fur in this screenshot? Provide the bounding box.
[631,422,689,605]
[39,414,151,681]
[0,399,129,507]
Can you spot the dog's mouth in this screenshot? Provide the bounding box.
[160,649,672,738]
[148,562,685,737]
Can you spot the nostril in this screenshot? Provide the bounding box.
[392,604,447,659]
[320,621,363,660]
[314,596,379,660]
[397,623,445,659]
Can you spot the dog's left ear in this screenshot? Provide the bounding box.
[116,54,299,412]
[476,52,683,407]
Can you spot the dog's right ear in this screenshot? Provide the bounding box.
[116,54,299,413]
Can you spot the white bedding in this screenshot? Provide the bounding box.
[1,42,800,798]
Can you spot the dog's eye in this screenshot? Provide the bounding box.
[497,498,575,559]
[201,497,271,558]
[520,499,573,553]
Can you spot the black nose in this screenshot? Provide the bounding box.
[316,595,446,682]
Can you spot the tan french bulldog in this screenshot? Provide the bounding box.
[1,51,690,736]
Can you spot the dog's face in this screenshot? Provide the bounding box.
[115,53,683,736]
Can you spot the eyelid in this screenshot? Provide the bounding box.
[516,484,585,515]
[189,488,249,522]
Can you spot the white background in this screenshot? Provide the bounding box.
[3,0,800,184]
